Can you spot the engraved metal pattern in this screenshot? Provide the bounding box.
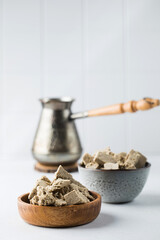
[32,98,82,165]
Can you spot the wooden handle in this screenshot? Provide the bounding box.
[88,98,160,117]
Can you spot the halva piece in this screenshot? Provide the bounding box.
[125,150,147,169]
[82,153,93,165]
[81,147,147,170]
[103,162,119,170]
[64,190,89,205]
[28,165,95,206]
[94,151,116,165]
[85,162,99,169]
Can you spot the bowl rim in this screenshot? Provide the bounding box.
[78,162,151,172]
[17,191,101,209]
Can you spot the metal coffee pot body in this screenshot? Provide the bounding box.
[32,98,82,165]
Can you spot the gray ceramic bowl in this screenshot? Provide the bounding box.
[78,163,151,203]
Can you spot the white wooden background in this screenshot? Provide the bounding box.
[0,0,160,161]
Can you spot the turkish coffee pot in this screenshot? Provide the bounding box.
[32,97,160,165]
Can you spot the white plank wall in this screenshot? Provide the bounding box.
[0,0,3,155]
[83,0,126,153]
[126,0,160,154]
[1,0,41,159]
[0,0,160,161]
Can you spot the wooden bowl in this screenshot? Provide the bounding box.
[17,191,101,227]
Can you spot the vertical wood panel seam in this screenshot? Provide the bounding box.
[81,0,85,144]
[81,0,84,111]
[0,0,3,106]
[1,0,4,113]
[40,0,45,97]
[81,0,88,108]
[0,0,4,157]
[122,0,129,151]
[125,0,132,151]
[81,0,88,148]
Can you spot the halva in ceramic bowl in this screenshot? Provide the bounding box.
[78,147,151,203]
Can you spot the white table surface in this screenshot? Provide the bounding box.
[0,156,160,240]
